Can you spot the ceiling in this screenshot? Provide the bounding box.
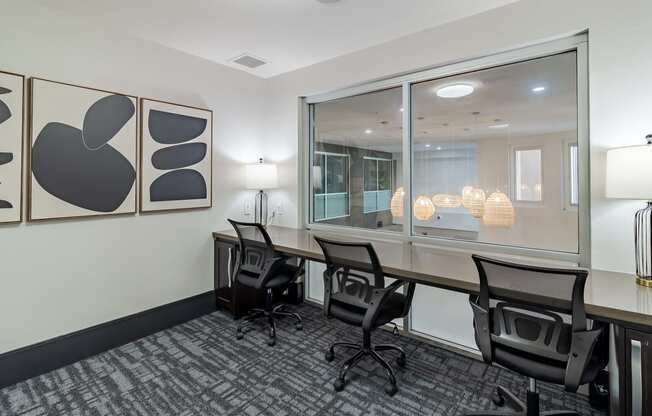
[35,0,517,78]
[315,51,578,153]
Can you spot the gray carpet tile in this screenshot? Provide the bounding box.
[0,304,606,416]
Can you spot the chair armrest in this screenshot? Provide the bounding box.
[255,256,288,289]
[469,295,492,363]
[361,279,408,331]
[563,327,604,392]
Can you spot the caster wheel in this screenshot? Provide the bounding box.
[236,331,244,340]
[396,355,407,368]
[325,350,335,362]
[267,338,276,346]
[385,383,398,396]
[492,391,505,407]
[296,323,303,331]
[333,378,345,392]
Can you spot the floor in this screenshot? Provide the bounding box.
[0,304,606,416]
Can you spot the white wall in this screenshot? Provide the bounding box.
[264,0,652,347]
[0,3,268,354]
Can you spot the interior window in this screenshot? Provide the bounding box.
[514,148,543,202]
[310,87,403,231]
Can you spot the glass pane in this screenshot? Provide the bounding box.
[326,155,348,194]
[311,87,403,231]
[378,160,392,190]
[313,153,325,194]
[515,148,542,202]
[364,159,377,191]
[410,51,579,253]
[314,194,325,221]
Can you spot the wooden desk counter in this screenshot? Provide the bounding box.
[213,225,652,331]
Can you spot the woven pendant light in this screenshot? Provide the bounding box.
[390,187,405,217]
[432,193,462,208]
[462,185,475,208]
[413,195,436,220]
[468,188,486,218]
[483,191,514,227]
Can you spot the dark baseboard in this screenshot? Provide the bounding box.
[0,290,216,389]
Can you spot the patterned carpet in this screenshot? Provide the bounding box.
[0,304,605,416]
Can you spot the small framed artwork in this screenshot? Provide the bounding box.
[29,78,138,221]
[0,70,25,223]
[140,98,212,212]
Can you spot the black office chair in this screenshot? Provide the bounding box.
[228,219,304,346]
[467,255,608,416]
[314,237,416,396]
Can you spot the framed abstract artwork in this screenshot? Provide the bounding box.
[0,70,25,223]
[140,98,212,212]
[29,78,138,220]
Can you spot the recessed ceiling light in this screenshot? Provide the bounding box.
[436,146,443,151]
[489,123,510,129]
[364,129,373,134]
[399,107,404,112]
[425,144,432,148]
[532,86,546,93]
[436,84,474,98]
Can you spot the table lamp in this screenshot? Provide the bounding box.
[606,134,652,287]
[246,158,278,227]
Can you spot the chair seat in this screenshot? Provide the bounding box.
[330,292,406,327]
[238,263,299,289]
[493,343,604,386]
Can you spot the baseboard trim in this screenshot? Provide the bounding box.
[0,290,216,389]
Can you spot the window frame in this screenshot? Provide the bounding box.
[312,151,351,222]
[300,34,590,266]
[511,145,544,206]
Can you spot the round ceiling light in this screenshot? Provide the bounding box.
[436,84,474,98]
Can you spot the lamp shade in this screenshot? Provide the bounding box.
[606,143,652,199]
[246,160,278,190]
[432,193,462,208]
[483,191,514,227]
[413,195,435,220]
[462,185,475,208]
[390,187,405,217]
[468,188,486,218]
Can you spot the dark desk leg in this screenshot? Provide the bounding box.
[214,240,235,313]
[611,323,652,416]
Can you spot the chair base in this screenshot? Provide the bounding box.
[236,303,302,346]
[325,339,406,396]
[465,384,579,416]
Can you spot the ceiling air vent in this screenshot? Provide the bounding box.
[231,54,267,69]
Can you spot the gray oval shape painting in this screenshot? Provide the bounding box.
[150,169,206,202]
[82,95,135,150]
[148,110,207,144]
[151,142,207,170]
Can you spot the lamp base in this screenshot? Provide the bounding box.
[636,277,652,288]
[254,190,268,227]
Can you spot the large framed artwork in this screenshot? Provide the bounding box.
[140,98,212,212]
[0,70,25,223]
[29,78,137,220]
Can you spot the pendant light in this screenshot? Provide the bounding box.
[468,188,486,218]
[390,187,405,217]
[483,191,514,227]
[462,185,475,208]
[414,195,436,220]
[433,193,462,208]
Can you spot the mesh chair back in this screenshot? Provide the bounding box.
[472,255,588,325]
[228,219,275,276]
[314,237,385,307]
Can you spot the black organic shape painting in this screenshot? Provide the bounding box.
[32,122,136,212]
[0,78,18,219]
[30,79,137,219]
[150,169,207,202]
[151,142,207,170]
[148,109,207,144]
[0,87,10,124]
[141,100,212,212]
